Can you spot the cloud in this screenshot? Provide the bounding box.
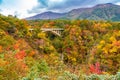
[0,0,119,18]
[29,0,97,14]
[48,0,119,10]
[38,0,48,7]
[0,9,2,12]
[96,0,118,3]
[28,0,67,14]
[115,2,120,5]
[0,0,38,18]
[30,0,118,14]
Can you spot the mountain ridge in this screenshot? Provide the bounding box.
[26,3,120,21]
[26,11,66,20]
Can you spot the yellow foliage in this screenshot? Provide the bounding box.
[49,45,55,51]
[117,31,120,36]
[102,47,108,54]
[72,51,78,56]
[109,36,116,42]
[39,45,43,49]
[72,58,76,62]
[0,59,7,66]
[26,32,32,37]
[97,45,102,49]
[37,32,46,39]
[100,40,105,44]
[0,30,6,36]
[106,44,112,49]
[101,23,112,28]
[109,47,117,53]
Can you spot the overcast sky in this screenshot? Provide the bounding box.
[0,0,120,18]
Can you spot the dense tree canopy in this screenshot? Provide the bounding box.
[0,14,120,79]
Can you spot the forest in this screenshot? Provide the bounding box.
[0,14,120,80]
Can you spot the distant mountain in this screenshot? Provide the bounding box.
[65,3,120,21]
[26,3,120,21]
[26,11,66,20]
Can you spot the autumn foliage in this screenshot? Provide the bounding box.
[89,62,102,74]
[1,15,120,79]
[14,50,26,59]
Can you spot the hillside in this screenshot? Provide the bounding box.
[26,3,120,21]
[26,11,66,20]
[1,14,120,79]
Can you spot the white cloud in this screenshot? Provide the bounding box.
[115,2,120,5]
[48,0,67,7]
[0,0,38,18]
[97,0,116,3]
[49,0,64,3]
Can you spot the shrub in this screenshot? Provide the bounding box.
[57,71,79,80]
[23,60,49,80]
[85,72,120,80]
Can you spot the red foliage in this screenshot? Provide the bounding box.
[14,50,26,59]
[66,48,71,53]
[6,47,10,51]
[89,62,102,74]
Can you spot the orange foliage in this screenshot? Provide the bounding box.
[113,41,120,47]
[28,51,36,57]
[16,60,28,70]
[0,46,3,52]
[14,43,20,50]
[15,50,26,59]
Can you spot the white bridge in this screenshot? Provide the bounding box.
[29,28,64,36]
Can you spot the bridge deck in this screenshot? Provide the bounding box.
[41,28,64,31]
[29,28,64,31]
[29,28,64,36]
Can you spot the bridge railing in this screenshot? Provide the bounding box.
[29,28,64,31]
[41,28,64,31]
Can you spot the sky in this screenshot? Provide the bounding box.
[0,0,120,18]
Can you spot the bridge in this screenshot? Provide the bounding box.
[29,28,64,37]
